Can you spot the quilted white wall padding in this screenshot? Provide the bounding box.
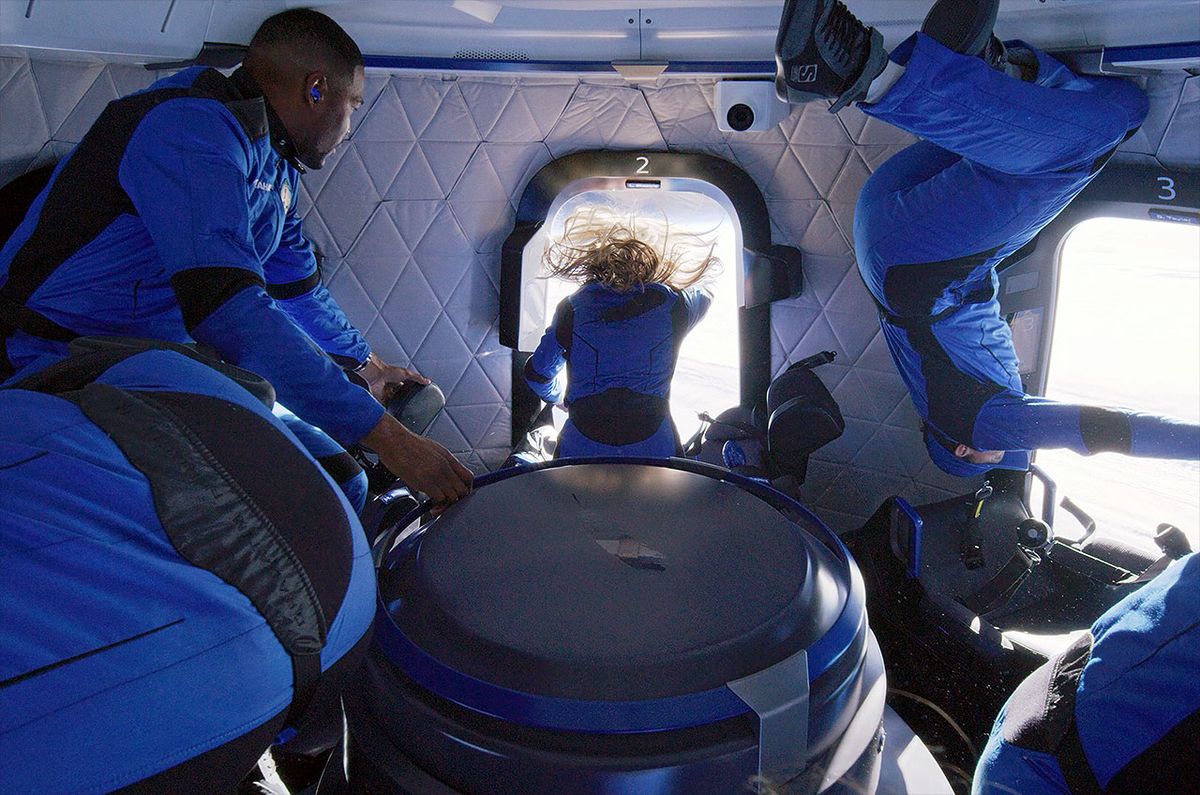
[1157,75,1200,167]
[770,300,831,364]
[372,268,437,360]
[311,154,375,253]
[1118,74,1175,161]
[779,101,859,146]
[769,202,851,261]
[26,60,104,140]
[22,139,73,174]
[354,140,413,196]
[459,77,576,142]
[640,79,735,159]
[417,314,475,380]
[835,369,912,427]
[806,148,869,203]
[296,188,339,264]
[296,145,346,207]
[448,142,553,252]
[839,104,922,146]
[734,144,822,202]
[0,58,51,185]
[398,141,478,199]
[55,64,159,144]
[545,82,666,156]
[353,202,459,345]
[349,74,390,139]
[357,79,482,142]
[342,205,416,301]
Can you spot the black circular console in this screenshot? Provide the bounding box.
[346,459,886,794]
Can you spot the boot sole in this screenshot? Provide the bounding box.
[775,0,821,62]
[921,0,999,56]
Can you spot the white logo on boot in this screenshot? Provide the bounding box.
[790,64,818,83]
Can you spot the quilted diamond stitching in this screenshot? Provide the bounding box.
[311,145,382,255]
[355,140,414,197]
[546,82,666,156]
[345,205,413,302]
[0,59,50,181]
[461,77,576,142]
[27,60,103,139]
[448,142,552,252]
[53,66,121,144]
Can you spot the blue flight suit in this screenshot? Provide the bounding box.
[974,553,1199,794]
[0,349,375,794]
[853,34,1199,476]
[524,282,711,458]
[0,66,376,508]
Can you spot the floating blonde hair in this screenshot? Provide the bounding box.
[542,210,720,293]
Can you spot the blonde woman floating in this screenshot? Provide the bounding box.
[524,216,718,458]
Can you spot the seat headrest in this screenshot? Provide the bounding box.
[766,365,844,464]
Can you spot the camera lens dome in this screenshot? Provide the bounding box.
[726,103,755,131]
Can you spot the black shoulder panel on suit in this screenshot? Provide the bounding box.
[1,69,268,322]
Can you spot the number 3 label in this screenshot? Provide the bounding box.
[1157,176,1176,201]
[635,156,650,175]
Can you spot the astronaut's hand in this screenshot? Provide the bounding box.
[361,413,472,514]
[358,352,431,404]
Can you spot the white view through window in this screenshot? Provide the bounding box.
[1036,216,1200,549]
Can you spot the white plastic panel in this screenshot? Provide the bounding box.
[207,0,642,63]
[638,5,781,62]
[0,0,214,61]
[6,1,1199,65]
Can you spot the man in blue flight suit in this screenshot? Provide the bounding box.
[974,552,1199,793]
[775,0,1200,478]
[0,340,376,793]
[0,8,472,512]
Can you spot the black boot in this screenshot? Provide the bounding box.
[979,34,1008,70]
[921,0,1034,79]
[920,0,999,56]
[774,0,887,111]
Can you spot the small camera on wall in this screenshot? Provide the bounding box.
[714,80,791,133]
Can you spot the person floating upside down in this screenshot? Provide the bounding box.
[774,0,1200,478]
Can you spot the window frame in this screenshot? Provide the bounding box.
[500,150,804,447]
[994,162,1200,526]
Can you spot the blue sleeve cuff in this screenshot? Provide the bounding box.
[274,281,372,363]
